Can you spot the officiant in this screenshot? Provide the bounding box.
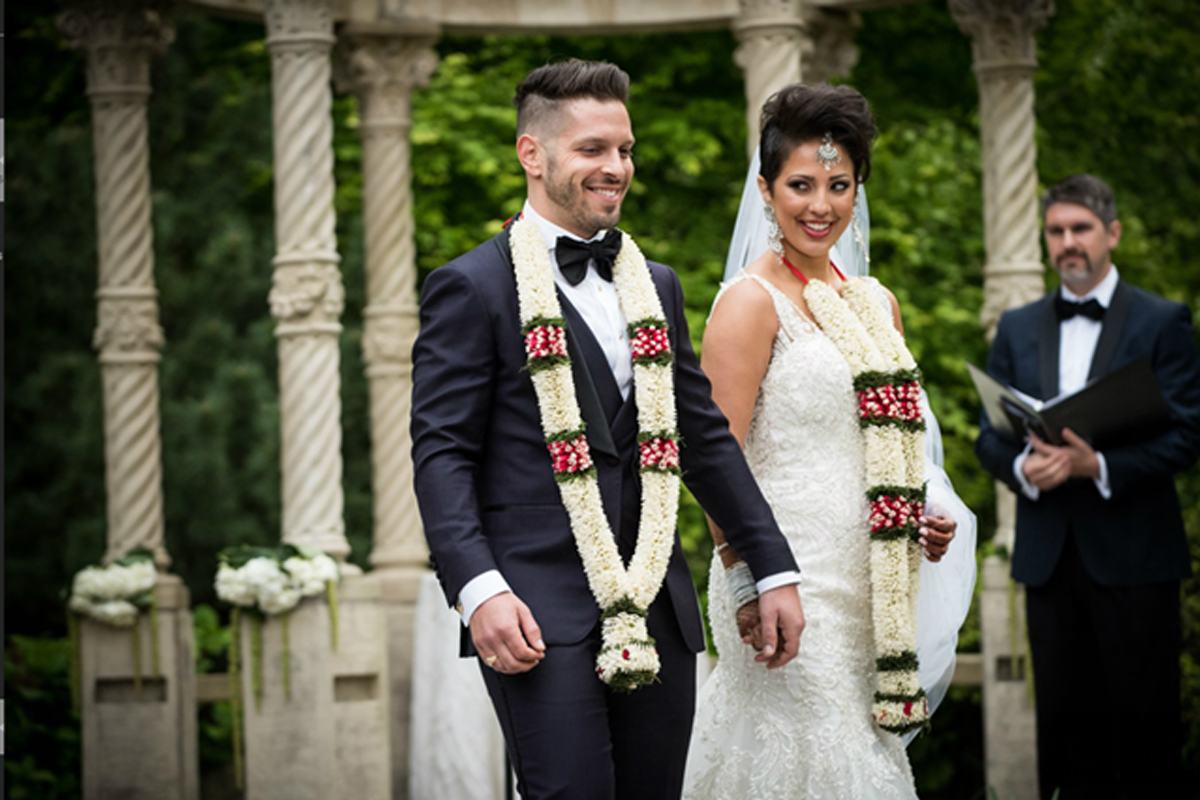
[975,173,1200,798]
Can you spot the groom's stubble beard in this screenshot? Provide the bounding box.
[543,146,625,237]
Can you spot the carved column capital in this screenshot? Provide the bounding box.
[335,35,438,132]
[263,0,335,48]
[58,4,173,100]
[799,7,861,86]
[950,0,1054,76]
[734,0,804,157]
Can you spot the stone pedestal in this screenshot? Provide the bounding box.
[979,555,1038,799]
[241,573,392,799]
[80,575,197,800]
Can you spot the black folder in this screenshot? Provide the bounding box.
[968,359,1171,448]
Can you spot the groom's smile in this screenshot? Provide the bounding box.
[529,97,634,239]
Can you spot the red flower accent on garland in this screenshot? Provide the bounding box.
[869,495,926,533]
[858,380,922,423]
[548,435,593,475]
[903,702,914,717]
[630,326,670,361]
[639,437,680,471]
[525,324,568,360]
[622,649,630,660]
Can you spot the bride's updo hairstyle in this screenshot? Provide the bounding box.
[758,83,878,189]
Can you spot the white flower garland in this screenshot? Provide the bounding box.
[510,216,681,692]
[805,277,930,735]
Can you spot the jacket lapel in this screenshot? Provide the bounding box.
[1038,295,1061,400]
[1088,279,1132,381]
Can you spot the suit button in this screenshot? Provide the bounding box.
[604,455,620,467]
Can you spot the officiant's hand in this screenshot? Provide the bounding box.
[754,586,805,669]
[470,591,546,674]
[919,512,956,562]
[1023,433,1072,490]
[1025,429,1100,491]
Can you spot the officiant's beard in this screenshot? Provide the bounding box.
[543,161,625,237]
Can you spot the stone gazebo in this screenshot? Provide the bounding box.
[60,0,1053,797]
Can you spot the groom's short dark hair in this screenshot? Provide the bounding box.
[514,60,630,137]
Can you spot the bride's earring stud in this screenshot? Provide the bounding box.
[816,132,841,171]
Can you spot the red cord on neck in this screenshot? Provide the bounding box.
[779,254,847,285]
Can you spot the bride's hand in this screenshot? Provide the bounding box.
[736,598,762,649]
[919,513,956,562]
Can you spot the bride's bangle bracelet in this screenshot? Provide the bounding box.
[724,561,759,609]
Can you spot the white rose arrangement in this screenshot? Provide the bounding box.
[214,544,341,788]
[66,548,161,712]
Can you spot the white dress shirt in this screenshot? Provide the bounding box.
[1013,266,1118,500]
[458,202,799,625]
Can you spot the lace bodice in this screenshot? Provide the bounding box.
[684,273,917,800]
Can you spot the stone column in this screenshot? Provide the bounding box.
[952,0,1053,340]
[334,28,438,799]
[950,3,1054,798]
[237,4,393,798]
[798,6,861,86]
[264,0,350,562]
[733,1,860,158]
[58,5,198,798]
[734,0,804,158]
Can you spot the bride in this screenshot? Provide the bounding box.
[682,83,976,799]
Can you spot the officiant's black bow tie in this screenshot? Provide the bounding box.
[1055,295,1106,322]
[556,230,623,285]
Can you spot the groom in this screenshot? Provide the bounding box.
[411,60,804,799]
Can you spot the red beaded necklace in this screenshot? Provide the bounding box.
[778,253,847,286]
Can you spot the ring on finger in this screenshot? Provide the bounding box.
[484,655,498,668]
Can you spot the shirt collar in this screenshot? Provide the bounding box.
[521,200,610,253]
[1060,264,1119,307]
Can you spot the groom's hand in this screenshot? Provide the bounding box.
[755,585,805,669]
[470,591,547,674]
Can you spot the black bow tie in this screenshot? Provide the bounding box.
[556,230,623,286]
[1055,295,1106,322]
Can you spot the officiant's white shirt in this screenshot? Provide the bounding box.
[1013,266,1118,500]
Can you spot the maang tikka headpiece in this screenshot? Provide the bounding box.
[815,132,841,171]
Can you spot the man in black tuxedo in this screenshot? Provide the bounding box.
[410,60,805,800]
[976,174,1200,798]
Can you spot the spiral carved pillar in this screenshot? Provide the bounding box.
[951,3,1054,798]
[335,31,439,798]
[264,0,351,562]
[734,0,804,159]
[60,5,173,572]
[335,32,438,576]
[60,8,198,799]
[952,0,1054,338]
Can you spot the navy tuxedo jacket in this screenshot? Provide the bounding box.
[976,280,1200,587]
[411,229,797,654]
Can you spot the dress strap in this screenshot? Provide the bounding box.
[739,273,817,340]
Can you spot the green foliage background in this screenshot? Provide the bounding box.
[7,0,1199,796]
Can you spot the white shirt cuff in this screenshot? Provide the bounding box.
[1093,452,1112,499]
[756,570,802,595]
[1013,446,1040,501]
[457,570,511,626]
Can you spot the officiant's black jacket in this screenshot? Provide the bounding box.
[410,227,797,656]
[976,280,1200,587]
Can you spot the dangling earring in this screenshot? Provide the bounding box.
[764,203,784,260]
[850,201,870,266]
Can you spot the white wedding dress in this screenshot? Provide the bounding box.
[683,273,918,800]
